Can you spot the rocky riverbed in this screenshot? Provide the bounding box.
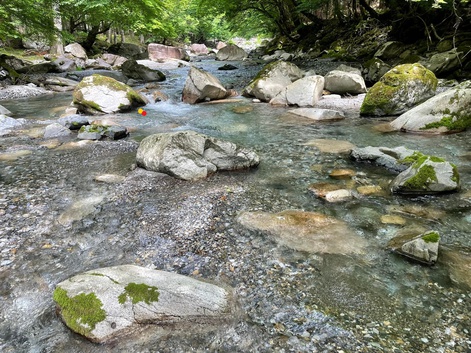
[1,58,471,352]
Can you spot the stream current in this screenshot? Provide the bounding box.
[0,59,470,352]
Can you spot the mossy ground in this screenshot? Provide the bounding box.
[53,287,106,336]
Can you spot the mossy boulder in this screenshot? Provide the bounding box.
[390,152,460,195]
[360,63,437,116]
[73,74,146,115]
[242,60,303,102]
[53,265,230,343]
[387,230,440,265]
[389,80,471,133]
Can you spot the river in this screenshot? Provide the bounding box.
[0,58,470,352]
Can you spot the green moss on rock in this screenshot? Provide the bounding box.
[53,287,106,336]
[118,283,160,305]
[403,164,438,190]
[421,231,440,243]
[360,63,437,116]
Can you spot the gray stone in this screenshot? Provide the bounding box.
[335,64,362,76]
[423,49,462,76]
[364,57,391,83]
[289,108,345,121]
[324,70,366,95]
[53,265,230,343]
[216,44,248,61]
[64,43,88,60]
[121,59,166,82]
[73,74,146,114]
[350,146,415,172]
[237,210,367,255]
[0,105,12,116]
[53,56,77,72]
[270,75,324,106]
[66,69,128,83]
[389,81,471,133]
[58,115,90,130]
[108,43,148,60]
[0,115,23,133]
[387,230,440,265]
[57,195,104,226]
[17,61,58,74]
[103,125,129,140]
[374,41,407,60]
[182,66,229,104]
[242,61,303,102]
[189,43,208,55]
[44,123,73,138]
[136,131,259,180]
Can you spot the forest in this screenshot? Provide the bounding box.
[1,0,470,55]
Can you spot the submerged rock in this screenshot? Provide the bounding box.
[304,139,356,154]
[73,74,146,115]
[237,210,367,255]
[439,246,471,289]
[43,123,73,138]
[53,265,229,343]
[360,63,437,116]
[289,108,345,121]
[389,81,471,133]
[136,131,259,180]
[387,230,440,265]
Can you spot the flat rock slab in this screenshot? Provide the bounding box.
[303,139,356,154]
[237,210,367,255]
[53,265,230,343]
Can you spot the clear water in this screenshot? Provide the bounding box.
[1,60,471,352]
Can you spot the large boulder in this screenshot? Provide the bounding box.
[108,43,148,60]
[64,43,88,60]
[53,265,230,343]
[189,43,208,56]
[387,230,440,265]
[360,63,438,116]
[270,75,324,106]
[237,210,367,255]
[148,43,188,61]
[216,44,248,61]
[242,61,304,102]
[182,66,230,104]
[121,59,166,82]
[73,74,146,115]
[389,81,471,133]
[136,131,259,180]
[390,152,460,195]
[52,56,77,72]
[324,70,366,95]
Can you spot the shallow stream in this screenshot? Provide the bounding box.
[1,59,470,352]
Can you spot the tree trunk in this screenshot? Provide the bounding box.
[50,2,64,56]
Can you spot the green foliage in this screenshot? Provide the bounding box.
[118,283,160,305]
[53,287,106,336]
[421,231,440,243]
